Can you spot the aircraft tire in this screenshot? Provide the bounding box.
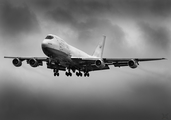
[65,72,68,76]
[54,73,56,76]
[76,72,79,76]
[57,73,59,76]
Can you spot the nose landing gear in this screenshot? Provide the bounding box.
[53,69,59,76]
[54,72,59,76]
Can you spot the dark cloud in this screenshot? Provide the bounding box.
[75,18,126,45]
[138,22,170,52]
[43,0,171,52]
[0,75,170,120]
[131,78,171,106]
[1,0,169,39]
[1,0,170,49]
[32,0,171,19]
[150,0,171,17]
[48,7,76,26]
[31,0,113,15]
[48,6,126,44]
[0,1,39,37]
[30,0,53,9]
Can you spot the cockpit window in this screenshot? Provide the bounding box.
[45,35,54,39]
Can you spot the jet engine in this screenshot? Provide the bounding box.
[128,59,138,69]
[29,58,39,67]
[95,59,105,68]
[12,58,22,67]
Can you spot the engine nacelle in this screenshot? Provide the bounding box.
[95,59,105,68]
[12,58,22,67]
[29,58,39,67]
[128,59,138,69]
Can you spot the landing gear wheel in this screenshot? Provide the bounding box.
[66,72,72,77]
[54,73,56,76]
[76,71,83,77]
[65,72,68,76]
[84,72,90,77]
[56,73,59,76]
[76,72,79,76]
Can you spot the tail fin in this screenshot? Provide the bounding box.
[92,36,106,58]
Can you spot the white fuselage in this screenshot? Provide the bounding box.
[41,34,94,61]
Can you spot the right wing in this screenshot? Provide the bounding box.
[4,56,48,61]
[4,56,66,71]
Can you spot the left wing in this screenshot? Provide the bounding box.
[71,57,166,71]
[103,58,166,66]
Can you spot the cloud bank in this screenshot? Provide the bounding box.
[0,1,39,36]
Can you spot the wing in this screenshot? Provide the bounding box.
[4,56,48,67]
[103,58,166,66]
[71,57,166,71]
[5,56,166,72]
[4,56,66,71]
[4,56,48,61]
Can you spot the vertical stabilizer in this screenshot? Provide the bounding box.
[93,36,106,58]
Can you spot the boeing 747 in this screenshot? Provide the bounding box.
[4,34,165,77]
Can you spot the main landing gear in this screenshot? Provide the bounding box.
[76,71,90,77]
[84,72,90,77]
[76,72,82,77]
[52,68,90,77]
[65,72,72,76]
[65,68,72,77]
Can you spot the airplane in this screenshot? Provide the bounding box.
[4,34,166,77]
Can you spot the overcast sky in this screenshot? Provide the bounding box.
[0,0,171,120]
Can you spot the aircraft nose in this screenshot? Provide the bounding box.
[41,39,49,48]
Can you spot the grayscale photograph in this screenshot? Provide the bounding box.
[0,0,171,120]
